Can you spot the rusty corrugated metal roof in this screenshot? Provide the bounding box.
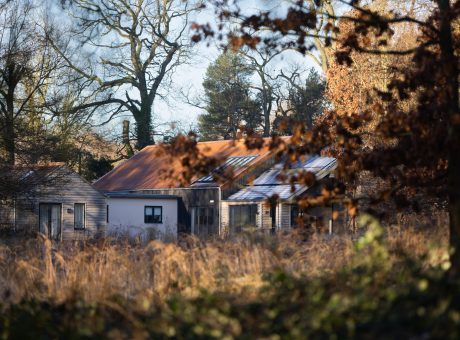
[93,138,277,192]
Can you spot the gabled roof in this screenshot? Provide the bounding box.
[0,162,66,187]
[94,138,277,192]
[0,162,74,199]
[227,156,337,201]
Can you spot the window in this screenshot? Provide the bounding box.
[229,204,258,229]
[194,207,214,227]
[74,203,85,230]
[290,205,300,227]
[196,155,258,183]
[193,207,215,236]
[145,206,162,224]
[106,205,109,223]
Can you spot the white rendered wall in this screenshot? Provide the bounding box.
[107,198,178,241]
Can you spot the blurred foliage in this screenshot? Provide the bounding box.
[1,218,459,339]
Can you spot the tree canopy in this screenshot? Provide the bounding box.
[198,52,262,140]
[180,0,460,278]
[57,0,202,149]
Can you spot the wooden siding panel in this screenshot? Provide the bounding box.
[0,201,15,229]
[12,168,106,240]
[221,201,230,232]
[260,202,272,230]
[280,204,291,229]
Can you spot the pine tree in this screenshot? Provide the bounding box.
[198,52,262,140]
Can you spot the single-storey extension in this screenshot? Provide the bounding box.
[0,163,106,240]
[94,138,281,238]
[221,156,338,233]
[106,192,179,241]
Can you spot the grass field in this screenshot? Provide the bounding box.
[0,217,458,338]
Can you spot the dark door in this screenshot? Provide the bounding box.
[270,204,276,234]
[39,204,62,240]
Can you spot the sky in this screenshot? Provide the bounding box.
[149,0,320,138]
[52,0,322,140]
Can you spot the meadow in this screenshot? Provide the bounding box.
[0,216,458,338]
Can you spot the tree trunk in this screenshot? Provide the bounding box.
[438,0,460,279]
[135,107,153,150]
[4,116,15,165]
[263,106,270,137]
[122,120,134,157]
[4,88,16,165]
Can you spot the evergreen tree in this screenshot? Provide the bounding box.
[198,52,262,140]
[289,69,326,129]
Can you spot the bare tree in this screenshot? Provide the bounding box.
[0,0,62,165]
[273,66,326,133]
[239,47,283,137]
[300,0,338,73]
[57,0,202,149]
[0,0,83,166]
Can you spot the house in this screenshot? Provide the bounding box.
[94,138,280,238]
[0,163,106,240]
[221,156,337,234]
[94,138,338,239]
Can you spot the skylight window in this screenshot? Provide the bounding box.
[196,155,258,183]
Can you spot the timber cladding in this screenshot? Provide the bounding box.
[12,167,107,241]
[221,201,289,231]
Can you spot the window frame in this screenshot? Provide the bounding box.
[144,206,163,224]
[74,203,86,230]
[229,204,258,229]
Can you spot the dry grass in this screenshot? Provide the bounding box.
[0,224,449,306]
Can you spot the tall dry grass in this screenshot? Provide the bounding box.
[0,224,448,306]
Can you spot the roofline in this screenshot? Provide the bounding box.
[106,187,220,193]
[94,136,291,191]
[97,152,274,192]
[93,146,154,187]
[106,193,180,200]
[194,137,279,144]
